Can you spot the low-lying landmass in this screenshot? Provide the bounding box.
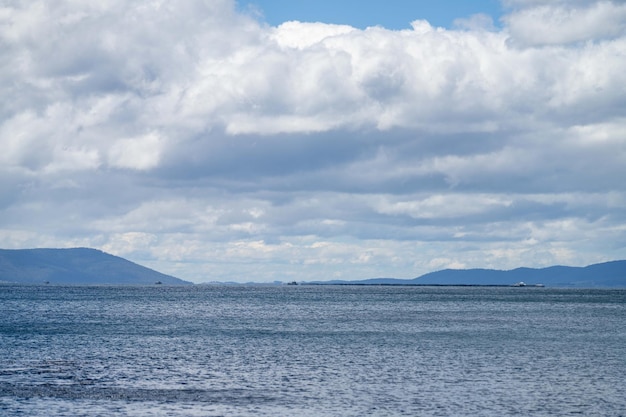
[311,260,626,288]
[0,248,192,285]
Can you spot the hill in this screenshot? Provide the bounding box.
[412,261,626,287]
[0,248,192,285]
[315,260,626,288]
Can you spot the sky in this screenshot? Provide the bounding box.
[240,0,503,30]
[1,0,625,283]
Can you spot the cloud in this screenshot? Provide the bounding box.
[108,132,164,170]
[0,0,625,282]
[503,1,626,46]
[453,14,497,31]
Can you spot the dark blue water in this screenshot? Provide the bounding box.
[1,284,625,416]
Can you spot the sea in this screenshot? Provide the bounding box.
[1,284,625,416]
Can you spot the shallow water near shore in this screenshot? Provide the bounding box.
[1,284,625,416]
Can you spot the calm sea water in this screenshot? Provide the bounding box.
[1,284,625,416]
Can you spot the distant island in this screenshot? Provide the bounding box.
[313,260,626,288]
[0,248,192,285]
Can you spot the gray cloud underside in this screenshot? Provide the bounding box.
[1,0,625,282]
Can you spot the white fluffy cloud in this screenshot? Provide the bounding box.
[504,1,626,46]
[0,0,625,282]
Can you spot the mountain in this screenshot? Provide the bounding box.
[0,248,192,285]
[315,260,626,288]
[412,262,626,287]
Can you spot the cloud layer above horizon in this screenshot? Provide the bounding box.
[1,0,625,282]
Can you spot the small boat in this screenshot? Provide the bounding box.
[287,281,298,286]
[512,281,527,287]
[155,281,162,285]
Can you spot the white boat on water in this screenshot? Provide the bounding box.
[512,282,545,287]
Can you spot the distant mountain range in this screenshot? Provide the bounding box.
[313,260,626,288]
[0,248,192,285]
[1,248,624,287]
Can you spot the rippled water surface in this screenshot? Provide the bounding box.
[1,284,625,416]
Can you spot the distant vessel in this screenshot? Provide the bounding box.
[512,282,545,287]
[155,281,162,285]
[287,281,298,286]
